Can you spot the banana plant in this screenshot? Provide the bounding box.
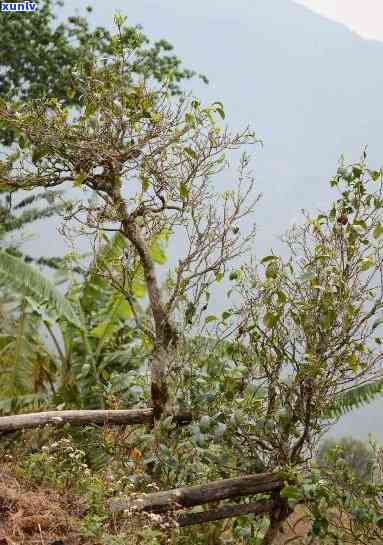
[0,294,57,413]
[0,232,156,413]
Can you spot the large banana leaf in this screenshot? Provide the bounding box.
[0,250,81,328]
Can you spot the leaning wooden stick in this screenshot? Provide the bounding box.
[177,499,278,526]
[109,472,284,514]
[0,409,192,433]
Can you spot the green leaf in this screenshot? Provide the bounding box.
[359,256,375,271]
[67,86,76,99]
[90,321,110,339]
[91,292,133,354]
[212,101,225,120]
[280,485,301,501]
[149,244,166,264]
[215,271,224,283]
[353,219,368,230]
[185,112,195,127]
[116,298,133,320]
[325,380,383,417]
[0,335,13,351]
[205,315,217,323]
[301,271,316,282]
[265,263,277,280]
[73,172,87,187]
[105,292,133,321]
[179,182,189,200]
[148,232,169,265]
[191,99,200,110]
[150,112,161,124]
[131,268,146,298]
[260,255,278,264]
[184,146,197,160]
[81,233,128,312]
[141,176,150,192]
[352,165,363,178]
[18,135,28,149]
[263,311,278,329]
[229,271,240,281]
[113,13,127,26]
[312,519,322,536]
[370,169,381,182]
[84,102,97,118]
[32,146,49,164]
[373,223,383,239]
[0,251,81,328]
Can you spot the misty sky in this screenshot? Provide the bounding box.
[295,0,383,41]
[62,0,383,43]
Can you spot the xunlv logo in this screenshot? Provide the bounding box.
[1,2,37,11]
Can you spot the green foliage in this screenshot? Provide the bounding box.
[317,436,375,482]
[217,157,383,475]
[21,436,91,489]
[0,300,54,412]
[0,0,206,282]
[0,232,152,413]
[299,456,383,544]
[327,380,383,418]
[0,190,64,236]
[0,189,69,271]
[0,0,206,146]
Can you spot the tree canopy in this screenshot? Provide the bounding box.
[0,0,206,146]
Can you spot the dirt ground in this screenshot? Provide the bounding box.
[0,464,317,545]
[0,466,87,545]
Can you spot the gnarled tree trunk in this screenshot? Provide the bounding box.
[122,218,178,420]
